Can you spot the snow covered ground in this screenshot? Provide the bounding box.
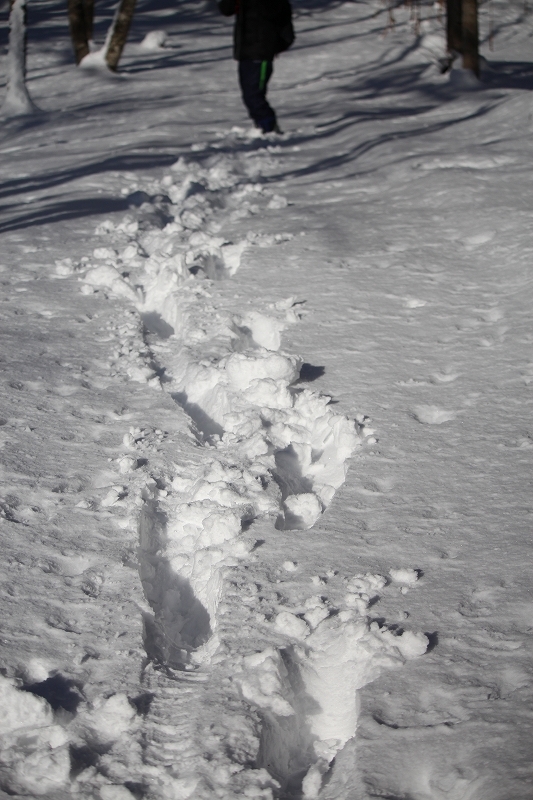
[0,1,532,798]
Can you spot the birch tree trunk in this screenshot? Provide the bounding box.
[2,0,36,116]
[462,0,479,76]
[104,0,136,71]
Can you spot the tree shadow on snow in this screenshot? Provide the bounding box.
[0,148,178,205]
[0,197,132,234]
[483,60,533,91]
[261,47,525,185]
[278,101,501,183]
[0,147,184,233]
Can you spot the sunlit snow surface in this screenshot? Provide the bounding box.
[0,0,532,798]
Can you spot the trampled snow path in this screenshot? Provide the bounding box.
[1,0,533,797]
[58,140,426,798]
[0,132,428,798]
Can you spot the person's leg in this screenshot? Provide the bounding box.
[238,59,277,132]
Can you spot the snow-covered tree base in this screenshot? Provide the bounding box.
[1,0,38,118]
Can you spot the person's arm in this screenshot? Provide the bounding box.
[218,0,236,16]
[274,0,294,52]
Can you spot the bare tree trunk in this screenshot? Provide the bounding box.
[104,0,136,71]
[446,0,462,53]
[67,0,89,63]
[84,0,94,41]
[2,0,36,116]
[67,0,95,65]
[462,0,479,76]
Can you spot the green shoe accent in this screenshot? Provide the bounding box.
[259,60,268,91]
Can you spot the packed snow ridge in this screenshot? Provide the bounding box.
[18,139,428,798]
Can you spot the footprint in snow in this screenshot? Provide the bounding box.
[474,306,504,323]
[412,405,456,425]
[462,231,494,250]
[403,298,427,309]
[430,370,460,384]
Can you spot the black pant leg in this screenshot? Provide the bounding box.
[238,59,276,132]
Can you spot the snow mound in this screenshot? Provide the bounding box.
[140,30,168,51]
[0,677,70,795]
[413,404,456,424]
[390,567,419,586]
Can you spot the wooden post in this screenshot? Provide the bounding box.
[462,0,479,76]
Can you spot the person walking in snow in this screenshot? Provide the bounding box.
[218,0,294,134]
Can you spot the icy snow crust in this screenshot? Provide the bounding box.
[1,0,533,798]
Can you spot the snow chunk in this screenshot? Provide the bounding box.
[83,265,140,304]
[347,574,386,594]
[275,611,309,640]
[224,351,300,391]
[378,628,429,660]
[54,258,75,277]
[241,310,285,351]
[93,247,117,260]
[304,595,331,629]
[282,560,298,572]
[389,568,419,587]
[0,677,69,795]
[302,760,329,799]
[0,731,70,795]
[19,660,50,684]
[283,493,322,530]
[413,404,456,424]
[294,613,428,756]
[77,694,137,746]
[267,195,288,209]
[118,455,137,474]
[0,676,53,734]
[221,241,247,275]
[240,648,294,716]
[242,377,292,410]
[140,30,168,51]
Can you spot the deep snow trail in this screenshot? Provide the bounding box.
[0,0,532,798]
[69,137,428,799]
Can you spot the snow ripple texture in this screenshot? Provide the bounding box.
[2,143,427,799]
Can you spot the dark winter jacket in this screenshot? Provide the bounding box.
[218,0,294,61]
